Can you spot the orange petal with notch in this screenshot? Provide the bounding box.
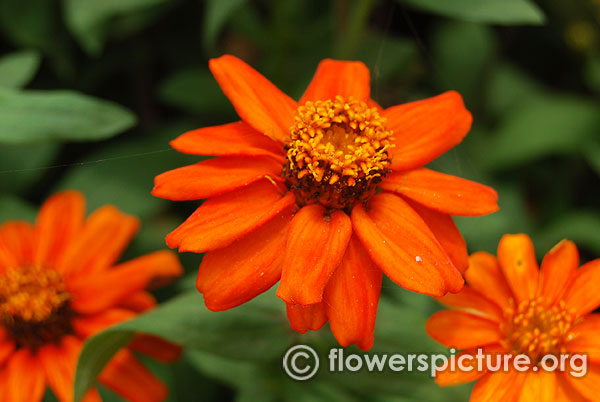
[5,348,46,402]
[537,239,578,306]
[566,314,600,363]
[166,179,295,253]
[384,91,472,170]
[381,168,498,216]
[563,259,600,317]
[351,193,463,296]
[497,234,539,304]
[465,251,513,310]
[300,59,370,103]
[426,310,502,349]
[324,236,382,351]
[153,156,283,201]
[277,205,352,305]
[209,55,297,143]
[0,221,34,272]
[286,302,327,333]
[198,210,292,311]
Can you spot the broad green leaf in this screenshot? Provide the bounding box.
[0,194,36,222]
[534,211,600,256]
[74,291,290,402]
[398,0,545,25]
[203,0,248,50]
[0,142,59,193]
[487,63,544,116]
[0,88,136,143]
[0,50,41,88]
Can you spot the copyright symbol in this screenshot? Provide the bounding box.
[283,345,319,381]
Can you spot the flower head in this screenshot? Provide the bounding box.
[153,55,499,350]
[0,191,182,402]
[426,234,600,401]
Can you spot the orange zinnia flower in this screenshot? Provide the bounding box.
[153,55,498,350]
[0,191,182,402]
[426,234,600,401]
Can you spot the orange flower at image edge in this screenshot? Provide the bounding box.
[427,234,600,401]
[153,55,499,350]
[0,191,182,402]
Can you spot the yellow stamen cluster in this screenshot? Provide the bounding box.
[0,265,70,324]
[502,297,576,361]
[284,96,394,209]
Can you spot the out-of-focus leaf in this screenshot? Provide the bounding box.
[203,0,248,50]
[585,142,600,176]
[0,143,59,193]
[359,34,418,87]
[398,0,545,25]
[0,88,136,143]
[534,211,600,256]
[585,54,600,94]
[63,0,170,55]
[0,50,41,89]
[0,194,36,222]
[74,291,290,402]
[487,63,544,116]
[482,96,600,170]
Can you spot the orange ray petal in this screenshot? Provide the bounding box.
[435,347,491,387]
[351,193,463,297]
[323,236,383,351]
[0,221,34,272]
[198,210,292,311]
[72,308,136,338]
[380,168,498,217]
[34,191,85,270]
[277,205,352,305]
[100,349,168,402]
[563,259,600,318]
[152,156,283,201]
[38,336,86,402]
[426,310,503,349]
[5,348,46,402]
[564,363,600,401]
[209,55,297,143]
[567,314,600,362]
[435,286,504,322]
[286,302,328,333]
[464,251,513,310]
[118,291,157,313]
[537,239,579,306]
[407,200,468,273]
[170,121,284,159]
[57,206,139,276]
[0,328,15,366]
[470,370,527,402]
[555,373,589,402]
[69,250,182,315]
[129,335,181,363]
[518,371,557,402]
[166,179,295,253]
[497,234,539,305]
[299,59,370,103]
[383,91,472,170]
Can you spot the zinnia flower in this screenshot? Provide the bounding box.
[0,191,182,402]
[426,234,600,401]
[153,55,499,350]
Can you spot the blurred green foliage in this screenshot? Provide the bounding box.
[1,0,599,401]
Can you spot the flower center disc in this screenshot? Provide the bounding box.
[283,96,394,210]
[0,266,72,349]
[503,297,575,362]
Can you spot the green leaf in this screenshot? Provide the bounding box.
[0,142,60,193]
[0,194,36,222]
[0,88,136,143]
[0,50,41,89]
[584,141,600,176]
[399,0,545,25]
[74,291,290,402]
[203,0,247,50]
[534,211,600,256]
[486,63,544,116]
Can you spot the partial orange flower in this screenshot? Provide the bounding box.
[0,191,182,402]
[426,234,600,401]
[153,55,499,350]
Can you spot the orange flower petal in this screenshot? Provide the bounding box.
[166,179,295,253]
[323,236,383,351]
[277,205,352,305]
[57,205,139,275]
[435,348,488,387]
[286,302,327,333]
[380,168,498,216]
[518,371,557,402]
[564,363,600,401]
[426,310,502,349]
[555,373,589,402]
[5,348,46,402]
[209,55,297,143]
[170,121,284,159]
[407,200,468,273]
[497,234,539,304]
[300,59,370,103]
[152,156,283,201]
[34,190,85,269]
[69,250,182,314]
[564,259,600,317]
[72,308,136,338]
[465,251,513,310]
[38,336,85,402]
[0,221,34,271]
[0,329,15,366]
[129,335,181,363]
[470,370,527,402]
[118,291,157,313]
[567,314,600,363]
[198,210,292,311]
[435,286,504,322]
[383,91,472,170]
[100,349,168,402]
[351,193,463,297]
[537,239,579,306]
